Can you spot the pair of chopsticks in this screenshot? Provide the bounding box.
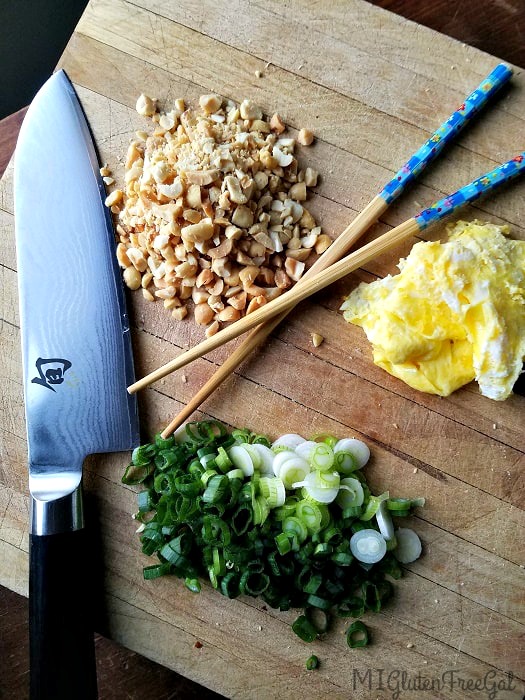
[128,63,522,436]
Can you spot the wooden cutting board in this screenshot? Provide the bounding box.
[1,1,524,697]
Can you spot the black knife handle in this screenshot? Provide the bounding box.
[30,527,98,700]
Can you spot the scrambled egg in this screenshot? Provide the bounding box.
[340,221,525,400]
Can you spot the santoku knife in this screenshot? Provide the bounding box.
[14,70,139,700]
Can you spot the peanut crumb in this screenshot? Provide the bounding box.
[406,643,414,649]
[413,467,418,474]
[298,128,314,146]
[181,374,187,383]
[311,332,324,348]
[392,423,399,429]
[255,70,263,78]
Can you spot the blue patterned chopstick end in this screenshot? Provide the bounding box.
[379,63,513,205]
[414,153,525,229]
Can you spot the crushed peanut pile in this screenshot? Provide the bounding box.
[104,93,330,336]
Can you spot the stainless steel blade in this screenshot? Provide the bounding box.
[14,70,139,525]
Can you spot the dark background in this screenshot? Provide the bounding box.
[0,0,89,119]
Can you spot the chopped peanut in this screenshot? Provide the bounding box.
[246,295,267,314]
[315,234,332,254]
[199,94,222,114]
[298,128,314,146]
[311,333,324,347]
[109,92,323,328]
[270,113,286,134]
[218,306,241,322]
[194,302,215,325]
[172,306,188,320]
[104,190,123,207]
[205,320,220,337]
[136,94,157,117]
[123,266,141,290]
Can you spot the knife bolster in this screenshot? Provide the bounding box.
[30,484,83,536]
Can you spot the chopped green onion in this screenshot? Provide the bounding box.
[295,440,317,462]
[346,621,369,648]
[184,577,201,593]
[305,606,330,633]
[360,491,389,521]
[132,444,156,466]
[293,470,340,504]
[337,596,364,618]
[143,563,171,580]
[331,551,353,566]
[334,450,358,474]
[271,449,299,478]
[272,434,306,451]
[305,655,319,670]
[279,457,311,489]
[311,433,338,449]
[220,571,240,598]
[239,570,270,595]
[309,443,334,471]
[241,443,262,470]
[350,529,387,564]
[295,500,323,534]
[226,468,245,481]
[252,494,270,525]
[251,443,276,474]
[375,501,395,541]
[231,504,253,536]
[386,497,412,511]
[336,477,364,509]
[137,490,153,513]
[203,475,229,504]
[228,445,255,476]
[275,532,292,555]
[259,477,286,508]
[122,461,154,485]
[302,573,323,595]
[342,505,363,519]
[393,528,422,564]
[215,446,233,472]
[306,594,332,611]
[334,438,370,469]
[292,614,317,643]
[125,420,424,655]
[283,516,309,544]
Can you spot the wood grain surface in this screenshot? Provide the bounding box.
[1,1,524,698]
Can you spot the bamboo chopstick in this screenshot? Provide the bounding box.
[129,149,525,398]
[159,196,387,436]
[157,63,513,436]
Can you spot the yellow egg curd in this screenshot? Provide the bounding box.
[340,221,525,400]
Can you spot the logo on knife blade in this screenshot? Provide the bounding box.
[31,358,72,392]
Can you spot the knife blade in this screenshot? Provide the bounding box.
[14,70,139,700]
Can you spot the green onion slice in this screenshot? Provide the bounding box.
[292,614,318,643]
[360,491,389,521]
[337,596,364,618]
[305,655,319,670]
[346,621,369,648]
